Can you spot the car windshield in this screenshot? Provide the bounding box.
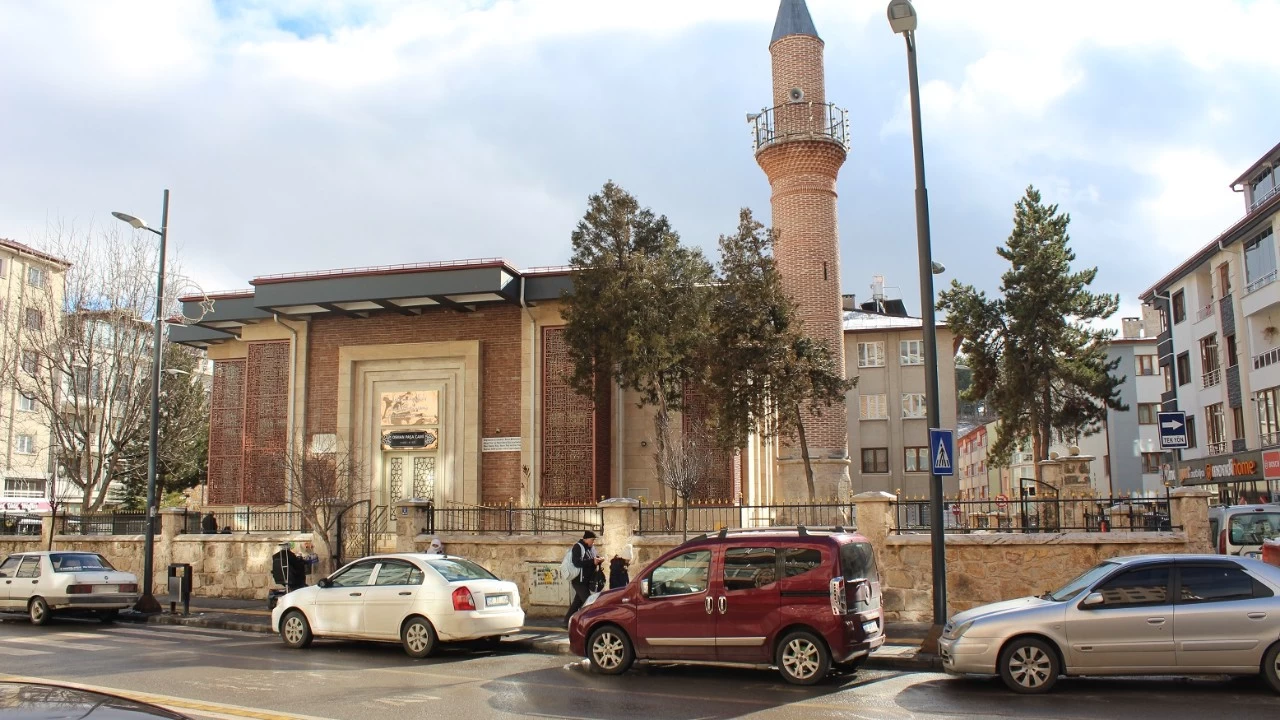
[426,558,497,583]
[50,553,115,572]
[1046,561,1118,602]
[1229,512,1280,546]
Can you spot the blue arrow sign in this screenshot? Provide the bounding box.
[1158,411,1188,449]
[929,428,955,476]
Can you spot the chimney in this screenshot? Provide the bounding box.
[1121,317,1141,340]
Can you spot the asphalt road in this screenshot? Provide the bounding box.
[2,613,1279,720]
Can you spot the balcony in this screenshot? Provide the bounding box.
[1207,440,1230,456]
[1195,301,1216,323]
[749,102,850,154]
[1201,368,1222,388]
[1247,269,1278,296]
[1255,346,1280,370]
[1263,431,1280,448]
[1252,183,1280,212]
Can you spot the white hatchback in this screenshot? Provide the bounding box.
[271,553,525,658]
[0,551,140,624]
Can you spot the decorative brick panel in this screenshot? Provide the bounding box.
[541,326,597,505]
[207,360,245,506]
[681,384,735,502]
[243,341,289,504]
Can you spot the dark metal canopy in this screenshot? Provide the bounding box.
[771,0,819,45]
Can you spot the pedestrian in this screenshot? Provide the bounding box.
[201,512,217,534]
[429,537,444,555]
[608,554,630,590]
[563,530,603,627]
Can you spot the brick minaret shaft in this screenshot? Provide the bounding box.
[755,0,850,501]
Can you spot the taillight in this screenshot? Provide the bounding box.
[829,577,847,615]
[66,585,92,594]
[1219,528,1228,554]
[119,583,138,593]
[452,587,476,611]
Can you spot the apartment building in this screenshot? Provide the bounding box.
[0,238,69,513]
[1107,309,1166,496]
[1141,140,1280,504]
[843,279,958,498]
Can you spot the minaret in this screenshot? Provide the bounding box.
[753,0,850,501]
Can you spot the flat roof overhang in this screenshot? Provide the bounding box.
[168,323,237,348]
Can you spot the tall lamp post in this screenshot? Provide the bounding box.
[112,189,169,614]
[887,0,948,647]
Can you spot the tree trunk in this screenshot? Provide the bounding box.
[795,403,816,502]
[653,380,673,530]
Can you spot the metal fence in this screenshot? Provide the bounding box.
[182,508,306,534]
[891,497,1175,534]
[0,513,42,536]
[636,501,856,535]
[432,503,603,536]
[57,512,150,536]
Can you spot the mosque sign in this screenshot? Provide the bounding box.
[382,430,439,450]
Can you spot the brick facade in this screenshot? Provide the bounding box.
[207,360,246,505]
[540,326,611,504]
[243,341,289,504]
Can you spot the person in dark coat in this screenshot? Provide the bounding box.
[608,555,630,590]
[563,531,603,627]
[200,512,217,534]
[272,545,308,592]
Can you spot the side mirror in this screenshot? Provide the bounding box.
[640,579,650,597]
[1081,592,1104,607]
[317,577,333,589]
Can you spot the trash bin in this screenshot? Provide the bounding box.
[167,563,193,616]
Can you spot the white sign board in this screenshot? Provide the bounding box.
[482,437,522,453]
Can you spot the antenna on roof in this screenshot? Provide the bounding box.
[718,527,728,539]
[798,525,809,536]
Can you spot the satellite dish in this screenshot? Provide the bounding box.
[788,87,804,103]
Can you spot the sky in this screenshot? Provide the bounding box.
[2,0,1278,325]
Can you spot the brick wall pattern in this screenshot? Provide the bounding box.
[541,326,597,505]
[207,359,246,505]
[243,341,290,504]
[680,384,736,501]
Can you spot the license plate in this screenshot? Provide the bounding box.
[485,594,510,607]
[1246,552,1261,559]
[862,621,879,635]
[91,585,118,594]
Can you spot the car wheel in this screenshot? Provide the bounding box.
[999,637,1060,694]
[280,610,313,649]
[401,617,438,659]
[99,610,118,624]
[1263,641,1280,694]
[586,625,634,675]
[28,597,51,626]
[776,631,830,685]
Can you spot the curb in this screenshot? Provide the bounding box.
[118,613,940,671]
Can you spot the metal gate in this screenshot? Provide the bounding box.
[336,501,390,565]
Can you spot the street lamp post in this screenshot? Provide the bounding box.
[888,0,948,647]
[112,189,169,614]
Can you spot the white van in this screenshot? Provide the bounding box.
[1209,504,1280,558]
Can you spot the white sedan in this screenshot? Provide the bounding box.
[271,553,525,657]
[0,551,140,624]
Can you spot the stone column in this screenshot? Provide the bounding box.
[394,500,437,552]
[851,491,896,553]
[38,511,54,549]
[1169,486,1214,553]
[597,498,639,560]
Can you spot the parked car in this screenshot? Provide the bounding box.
[938,554,1280,694]
[568,527,884,685]
[0,551,140,625]
[0,682,191,720]
[1209,504,1280,558]
[271,553,524,658]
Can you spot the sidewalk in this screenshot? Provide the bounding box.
[121,595,940,672]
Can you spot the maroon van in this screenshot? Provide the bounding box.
[568,527,884,685]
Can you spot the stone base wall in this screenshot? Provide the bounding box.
[0,538,42,558]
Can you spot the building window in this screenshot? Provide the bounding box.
[24,308,43,332]
[18,393,36,412]
[1206,403,1226,454]
[1135,354,1156,376]
[3,477,45,499]
[1226,335,1239,368]
[901,393,926,419]
[27,266,48,288]
[1163,365,1174,393]
[1172,290,1186,324]
[1141,453,1162,474]
[1186,415,1197,449]
[857,342,885,368]
[0,257,6,277]
[1201,334,1220,373]
[1244,229,1277,292]
[1218,263,1232,296]
[1233,406,1246,441]
[15,435,35,455]
[1176,352,1192,386]
[904,447,928,473]
[858,394,888,420]
[1159,307,1168,332]
[21,351,38,375]
[1259,386,1280,447]
[899,340,923,366]
[1138,403,1159,425]
[861,448,889,474]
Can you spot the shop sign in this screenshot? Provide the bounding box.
[1264,450,1280,480]
[382,430,438,450]
[1182,452,1262,483]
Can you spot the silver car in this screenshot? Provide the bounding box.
[0,551,140,624]
[939,554,1280,693]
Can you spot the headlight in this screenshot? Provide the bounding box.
[945,619,975,640]
[582,592,600,609]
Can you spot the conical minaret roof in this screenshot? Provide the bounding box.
[770,0,820,44]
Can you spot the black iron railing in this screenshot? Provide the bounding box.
[636,501,856,536]
[891,497,1176,534]
[58,512,149,536]
[433,502,603,536]
[0,512,42,536]
[183,509,306,534]
[749,102,850,153]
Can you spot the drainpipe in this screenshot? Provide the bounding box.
[519,277,537,506]
[274,314,299,508]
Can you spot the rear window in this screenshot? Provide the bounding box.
[50,553,115,572]
[840,542,879,584]
[1229,512,1280,545]
[426,558,497,583]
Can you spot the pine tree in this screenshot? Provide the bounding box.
[938,186,1124,489]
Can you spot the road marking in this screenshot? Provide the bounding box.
[105,625,261,640]
[0,674,340,720]
[1,635,111,651]
[0,646,48,656]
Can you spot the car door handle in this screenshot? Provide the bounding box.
[1248,612,1267,620]
[349,592,362,597]
[705,596,713,614]
[1147,617,1166,625]
[718,596,727,615]
[398,592,412,596]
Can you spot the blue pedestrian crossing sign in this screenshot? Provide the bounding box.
[929,428,955,476]
[1158,411,1188,449]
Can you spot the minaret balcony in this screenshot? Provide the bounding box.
[748,102,850,154]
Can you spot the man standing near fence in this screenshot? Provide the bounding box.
[563,530,603,627]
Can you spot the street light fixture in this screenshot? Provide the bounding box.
[111,190,170,615]
[887,0,948,651]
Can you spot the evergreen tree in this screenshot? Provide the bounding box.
[938,186,1124,486]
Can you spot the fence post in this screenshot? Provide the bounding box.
[598,498,639,562]
[507,500,514,536]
